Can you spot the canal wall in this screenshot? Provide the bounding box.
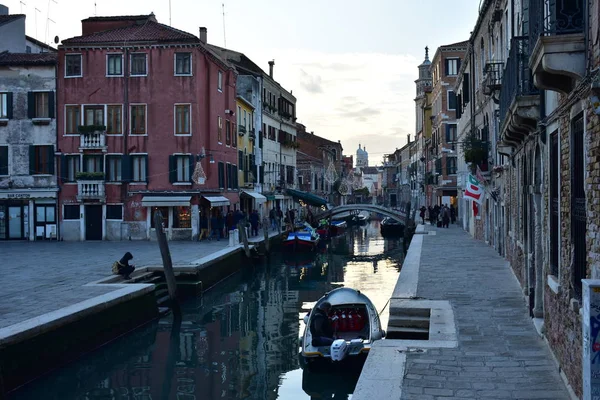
[0,230,284,395]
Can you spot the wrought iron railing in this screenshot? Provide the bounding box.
[529,0,585,47]
[499,37,539,128]
[483,61,504,94]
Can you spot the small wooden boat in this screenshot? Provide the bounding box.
[329,220,347,236]
[283,224,320,251]
[380,217,404,237]
[300,288,385,365]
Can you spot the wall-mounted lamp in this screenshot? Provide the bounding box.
[198,153,215,164]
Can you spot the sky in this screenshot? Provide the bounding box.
[4,0,481,164]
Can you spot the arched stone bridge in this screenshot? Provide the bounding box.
[315,204,408,225]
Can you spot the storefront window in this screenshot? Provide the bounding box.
[150,207,169,228]
[0,205,5,239]
[173,206,191,228]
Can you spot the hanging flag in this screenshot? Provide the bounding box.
[464,174,484,204]
[473,201,479,217]
[475,165,486,185]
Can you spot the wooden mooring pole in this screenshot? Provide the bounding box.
[154,211,178,305]
[238,222,251,258]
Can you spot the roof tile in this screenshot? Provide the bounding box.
[0,52,57,66]
[62,21,198,45]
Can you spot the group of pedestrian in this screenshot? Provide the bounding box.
[419,204,456,228]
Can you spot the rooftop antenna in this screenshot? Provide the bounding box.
[222,3,226,47]
[45,0,58,46]
[169,0,171,26]
[94,1,97,16]
[19,1,26,13]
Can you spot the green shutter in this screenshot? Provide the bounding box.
[144,155,149,182]
[169,155,176,183]
[189,155,194,183]
[0,146,8,175]
[48,91,55,119]
[6,92,13,119]
[47,146,55,175]
[238,150,243,171]
[121,155,131,182]
[27,92,35,119]
[29,145,36,174]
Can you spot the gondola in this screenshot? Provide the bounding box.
[380,217,404,237]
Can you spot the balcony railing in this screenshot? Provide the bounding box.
[483,61,504,95]
[529,0,585,45]
[77,180,105,201]
[238,125,246,135]
[499,37,539,128]
[248,128,256,140]
[80,132,106,150]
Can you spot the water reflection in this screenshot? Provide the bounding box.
[10,222,404,400]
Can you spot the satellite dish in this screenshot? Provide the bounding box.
[54,36,59,44]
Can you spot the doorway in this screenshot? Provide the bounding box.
[85,205,103,240]
[8,205,23,239]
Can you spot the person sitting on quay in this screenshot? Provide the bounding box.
[112,252,135,280]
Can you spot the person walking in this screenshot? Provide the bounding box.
[442,204,451,228]
[226,210,234,237]
[450,205,456,224]
[419,206,426,224]
[250,209,259,237]
[210,213,220,241]
[269,207,277,231]
[199,211,209,241]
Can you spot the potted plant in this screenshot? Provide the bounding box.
[462,131,488,173]
[76,171,105,180]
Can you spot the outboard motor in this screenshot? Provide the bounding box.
[330,339,349,361]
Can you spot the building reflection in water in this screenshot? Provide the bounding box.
[10,224,404,400]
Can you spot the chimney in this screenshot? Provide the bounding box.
[407,134,411,143]
[199,27,207,44]
[268,60,275,78]
[0,5,8,15]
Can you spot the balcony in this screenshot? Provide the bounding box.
[238,125,246,136]
[248,128,256,140]
[77,179,106,202]
[499,37,540,149]
[483,61,504,98]
[78,126,107,151]
[529,0,586,94]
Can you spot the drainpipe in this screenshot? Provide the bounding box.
[55,57,61,241]
[123,48,130,239]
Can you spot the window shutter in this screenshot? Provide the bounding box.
[144,155,149,182]
[6,92,13,119]
[445,125,451,143]
[463,74,470,104]
[457,59,461,74]
[168,155,176,183]
[47,146,55,175]
[48,91,55,119]
[27,92,35,119]
[189,155,194,183]
[120,155,130,182]
[238,150,243,171]
[0,147,8,175]
[29,145,35,174]
[444,59,449,76]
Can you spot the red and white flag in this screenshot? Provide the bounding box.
[464,174,484,204]
[475,165,486,185]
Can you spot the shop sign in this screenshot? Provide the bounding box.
[0,191,57,199]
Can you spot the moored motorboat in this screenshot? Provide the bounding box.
[283,223,320,252]
[301,287,385,365]
[380,217,404,237]
[329,220,347,236]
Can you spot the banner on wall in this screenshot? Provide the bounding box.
[464,174,484,204]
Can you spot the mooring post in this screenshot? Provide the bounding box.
[238,222,251,258]
[154,211,178,305]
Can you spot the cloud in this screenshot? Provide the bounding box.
[299,69,323,94]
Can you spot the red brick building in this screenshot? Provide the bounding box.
[57,14,238,240]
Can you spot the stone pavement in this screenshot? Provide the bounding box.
[400,224,572,399]
[0,237,246,329]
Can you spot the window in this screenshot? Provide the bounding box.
[64,155,80,182]
[298,175,303,186]
[446,58,459,76]
[175,104,191,135]
[106,156,122,182]
[132,155,147,182]
[217,116,222,143]
[0,146,7,175]
[65,54,82,77]
[107,105,122,134]
[173,206,191,228]
[226,119,231,146]
[226,163,232,189]
[218,162,225,189]
[446,157,457,175]
[232,123,237,147]
[131,53,147,76]
[29,92,53,119]
[172,155,191,182]
[175,53,192,75]
[107,54,123,76]
[106,205,123,220]
[65,106,80,134]
[63,205,80,220]
[83,155,103,173]
[448,90,457,110]
[30,145,54,175]
[0,92,12,119]
[446,124,457,143]
[150,207,169,228]
[84,105,103,126]
[130,105,146,135]
[218,71,223,91]
[238,150,244,171]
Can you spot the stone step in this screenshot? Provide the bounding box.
[388,315,430,329]
[389,307,431,318]
[386,326,429,340]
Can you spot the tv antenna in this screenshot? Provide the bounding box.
[34,8,40,40]
[19,1,26,13]
[45,0,58,47]
[94,1,97,16]
[222,3,227,47]
[169,0,171,26]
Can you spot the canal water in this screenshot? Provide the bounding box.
[10,221,405,400]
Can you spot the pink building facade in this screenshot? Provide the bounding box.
[57,14,239,240]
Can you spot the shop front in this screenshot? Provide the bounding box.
[141,196,196,240]
[0,190,58,240]
[240,190,267,217]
